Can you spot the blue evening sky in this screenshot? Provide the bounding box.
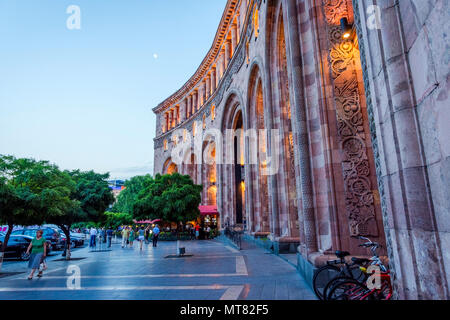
[0,0,227,179]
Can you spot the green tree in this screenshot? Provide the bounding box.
[0,155,75,255]
[111,175,153,214]
[133,173,202,230]
[104,212,134,229]
[48,170,114,258]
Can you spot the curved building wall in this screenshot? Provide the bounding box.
[153,0,450,299]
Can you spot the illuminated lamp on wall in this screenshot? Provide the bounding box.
[340,18,354,40]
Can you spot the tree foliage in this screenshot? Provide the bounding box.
[68,170,115,223]
[46,170,114,257]
[0,155,76,253]
[111,175,152,214]
[133,173,202,224]
[104,212,134,229]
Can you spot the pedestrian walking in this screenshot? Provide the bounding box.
[206,226,211,240]
[89,227,97,248]
[195,224,200,240]
[121,227,129,248]
[145,226,151,244]
[138,227,145,250]
[152,224,160,247]
[106,227,113,248]
[26,230,47,280]
[101,228,106,244]
[128,228,135,247]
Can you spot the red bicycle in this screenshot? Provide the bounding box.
[326,237,393,300]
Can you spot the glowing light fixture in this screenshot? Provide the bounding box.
[340,18,353,40]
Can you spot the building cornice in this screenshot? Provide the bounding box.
[152,0,241,114]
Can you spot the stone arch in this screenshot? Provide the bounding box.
[162,157,178,175]
[246,63,271,234]
[219,92,246,228]
[181,149,199,184]
[267,1,299,239]
[202,140,217,206]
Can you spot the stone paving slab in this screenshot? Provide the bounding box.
[0,238,316,300]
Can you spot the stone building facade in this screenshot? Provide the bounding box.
[153,0,449,300]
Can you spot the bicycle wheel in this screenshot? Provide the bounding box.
[327,279,369,300]
[323,276,355,301]
[312,264,341,300]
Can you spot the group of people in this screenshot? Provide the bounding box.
[89,227,114,248]
[187,224,213,240]
[121,225,160,250]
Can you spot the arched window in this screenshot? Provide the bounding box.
[172,135,178,146]
[193,122,197,137]
[202,114,206,129]
[163,139,168,151]
[246,39,250,64]
[253,7,259,38]
[211,105,216,121]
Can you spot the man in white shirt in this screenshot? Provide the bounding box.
[89,227,97,248]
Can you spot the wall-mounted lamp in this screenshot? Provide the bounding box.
[340,18,353,40]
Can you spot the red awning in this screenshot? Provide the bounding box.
[199,205,219,216]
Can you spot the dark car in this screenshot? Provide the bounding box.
[12,227,61,251]
[0,235,33,261]
[59,231,85,248]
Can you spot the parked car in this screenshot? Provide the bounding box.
[58,231,85,248]
[0,235,33,261]
[12,227,62,250]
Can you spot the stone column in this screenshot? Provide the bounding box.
[184,98,189,119]
[181,99,186,122]
[164,112,169,132]
[236,13,240,44]
[168,110,172,130]
[193,90,198,112]
[202,80,207,103]
[199,84,204,107]
[211,67,217,92]
[206,75,211,100]
[283,0,317,253]
[188,95,193,117]
[171,109,176,128]
[231,23,238,52]
[225,39,231,68]
[221,48,226,75]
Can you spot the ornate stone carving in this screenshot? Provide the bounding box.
[214,43,245,106]
[326,21,378,237]
[323,0,349,25]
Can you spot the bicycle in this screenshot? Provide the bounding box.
[326,237,393,300]
[312,250,366,300]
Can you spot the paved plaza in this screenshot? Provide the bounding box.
[0,238,316,300]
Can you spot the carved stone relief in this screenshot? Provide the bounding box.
[324,0,378,237]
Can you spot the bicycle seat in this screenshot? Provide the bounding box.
[352,257,370,265]
[335,251,350,259]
